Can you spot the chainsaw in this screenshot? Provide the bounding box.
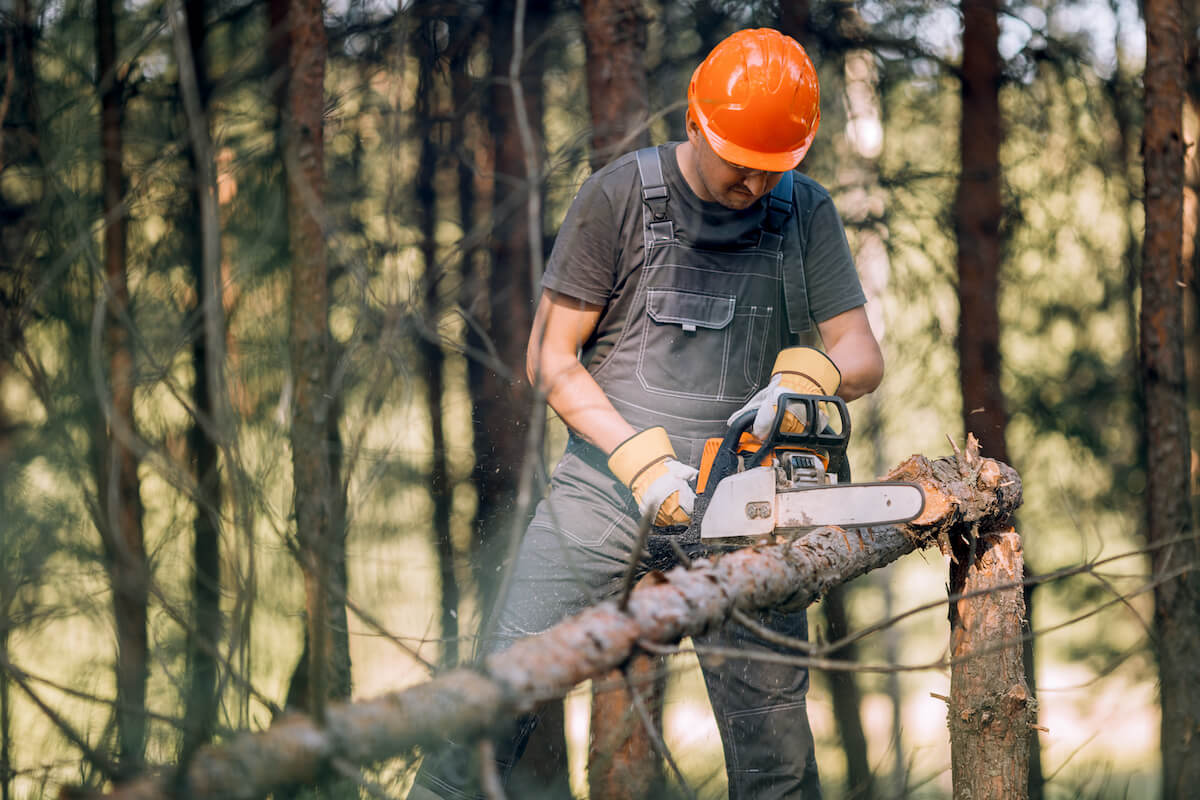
[660,392,925,543]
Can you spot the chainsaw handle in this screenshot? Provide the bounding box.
[746,393,851,468]
[698,393,852,501]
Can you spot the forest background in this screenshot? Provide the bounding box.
[1,0,1198,797]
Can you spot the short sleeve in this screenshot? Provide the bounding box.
[542,176,620,306]
[801,195,867,323]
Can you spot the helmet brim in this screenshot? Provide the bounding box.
[695,114,810,172]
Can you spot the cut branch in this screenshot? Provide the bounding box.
[98,446,1021,800]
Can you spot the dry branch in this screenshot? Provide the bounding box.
[99,446,1021,800]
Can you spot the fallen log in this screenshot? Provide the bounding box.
[99,445,1021,800]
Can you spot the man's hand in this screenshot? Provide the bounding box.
[728,346,841,440]
[608,427,698,526]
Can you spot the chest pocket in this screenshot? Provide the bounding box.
[636,288,773,402]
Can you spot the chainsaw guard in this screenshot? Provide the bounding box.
[699,467,778,540]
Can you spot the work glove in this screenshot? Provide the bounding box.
[608,426,699,527]
[728,346,841,441]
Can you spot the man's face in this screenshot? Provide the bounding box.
[686,119,787,210]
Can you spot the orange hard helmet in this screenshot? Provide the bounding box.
[687,28,821,172]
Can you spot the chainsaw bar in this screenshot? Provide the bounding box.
[698,466,925,540]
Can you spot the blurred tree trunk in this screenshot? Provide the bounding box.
[1184,7,1200,506]
[1142,2,1200,796]
[820,587,875,799]
[449,9,484,666]
[580,0,649,171]
[413,7,460,670]
[0,6,40,794]
[178,0,224,759]
[469,0,548,616]
[471,0,564,792]
[776,0,809,44]
[956,0,1008,463]
[271,0,352,718]
[94,0,149,774]
[578,3,663,795]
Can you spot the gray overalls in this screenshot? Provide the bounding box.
[414,147,822,800]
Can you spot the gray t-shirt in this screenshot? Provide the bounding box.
[542,143,867,368]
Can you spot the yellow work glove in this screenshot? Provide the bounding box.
[608,427,698,527]
[727,346,842,440]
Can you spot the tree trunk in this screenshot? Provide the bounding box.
[956,0,1007,463]
[0,625,8,800]
[99,446,1022,800]
[272,0,352,718]
[580,0,649,171]
[470,0,557,782]
[1142,2,1200,796]
[95,0,149,773]
[822,584,876,799]
[947,525,1032,800]
[1186,11,1200,513]
[178,0,224,761]
[413,6,461,671]
[468,0,549,616]
[0,7,40,794]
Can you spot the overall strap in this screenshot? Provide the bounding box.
[762,171,814,337]
[635,146,675,243]
[758,170,793,251]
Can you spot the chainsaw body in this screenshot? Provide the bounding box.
[663,393,924,543]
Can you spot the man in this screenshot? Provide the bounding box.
[413,27,882,799]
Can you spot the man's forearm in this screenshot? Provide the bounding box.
[533,357,637,454]
[826,333,884,401]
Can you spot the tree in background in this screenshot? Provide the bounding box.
[271,0,353,716]
[468,0,550,619]
[177,0,225,761]
[94,0,150,772]
[412,2,462,672]
[1,5,44,795]
[581,0,650,171]
[1140,0,1199,795]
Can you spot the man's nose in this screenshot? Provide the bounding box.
[742,172,768,196]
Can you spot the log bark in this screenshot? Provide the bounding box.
[99,447,1021,800]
